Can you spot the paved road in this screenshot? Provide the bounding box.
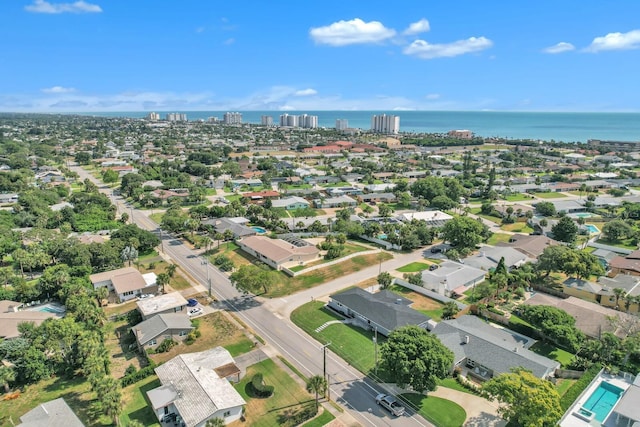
[73,165,434,427]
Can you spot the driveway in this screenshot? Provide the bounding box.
[430,387,505,427]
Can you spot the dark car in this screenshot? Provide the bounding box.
[430,247,442,253]
[429,264,439,271]
[187,298,198,307]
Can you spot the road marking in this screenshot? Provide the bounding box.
[280,298,287,303]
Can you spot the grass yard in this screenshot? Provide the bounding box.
[119,376,161,427]
[555,378,577,397]
[533,192,568,199]
[500,222,534,233]
[291,301,379,374]
[0,376,110,427]
[235,359,315,427]
[529,341,575,367]
[139,259,193,291]
[105,319,148,378]
[266,252,393,298]
[437,378,478,395]
[150,311,254,364]
[148,212,164,223]
[469,208,502,224]
[486,233,512,245]
[396,262,432,273]
[301,408,336,427]
[294,242,372,271]
[502,193,534,202]
[596,237,638,250]
[389,284,445,321]
[400,393,467,427]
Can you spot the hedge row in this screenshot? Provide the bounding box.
[251,373,274,397]
[121,359,159,387]
[560,363,602,410]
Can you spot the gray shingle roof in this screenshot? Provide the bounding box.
[134,313,193,345]
[330,288,429,333]
[18,398,85,427]
[432,316,559,378]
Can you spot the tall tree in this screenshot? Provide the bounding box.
[551,216,579,244]
[306,375,328,410]
[377,272,393,289]
[441,216,491,250]
[156,272,170,294]
[483,368,562,427]
[379,325,453,393]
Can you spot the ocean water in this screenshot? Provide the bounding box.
[87,110,640,143]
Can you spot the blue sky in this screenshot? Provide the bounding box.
[2,0,640,112]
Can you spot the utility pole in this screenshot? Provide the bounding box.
[373,328,378,375]
[202,257,211,297]
[321,342,331,400]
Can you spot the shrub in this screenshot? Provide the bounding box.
[121,364,158,387]
[156,339,178,353]
[148,262,156,270]
[251,373,274,397]
[185,331,197,345]
[127,309,142,326]
[124,364,137,376]
[277,403,317,427]
[560,363,602,410]
[487,306,505,316]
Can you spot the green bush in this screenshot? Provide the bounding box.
[156,339,178,353]
[251,373,274,397]
[185,331,197,345]
[487,306,505,316]
[121,364,157,387]
[124,364,137,376]
[560,363,602,410]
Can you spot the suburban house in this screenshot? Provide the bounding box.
[17,397,85,427]
[90,267,158,303]
[203,217,257,239]
[0,300,59,340]
[497,234,559,258]
[133,313,194,353]
[432,316,559,381]
[608,250,640,276]
[136,292,188,320]
[313,195,358,209]
[523,293,638,339]
[463,246,530,271]
[358,193,397,203]
[421,261,486,297]
[397,210,453,227]
[270,196,311,210]
[327,288,431,337]
[237,235,320,270]
[147,347,245,426]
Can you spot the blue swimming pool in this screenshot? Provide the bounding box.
[585,224,600,234]
[582,381,624,422]
[251,226,267,234]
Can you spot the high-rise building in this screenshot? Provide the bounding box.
[166,113,187,122]
[223,112,242,124]
[146,112,160,121]
[298,114,318,129]
[279,113,298,127]
[371,114,400,134]
[336,119,348,130]
[261,115,273,126]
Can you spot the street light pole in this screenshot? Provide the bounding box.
[373,328,378,375]
[202,257,211,297]
[321,342,331,400]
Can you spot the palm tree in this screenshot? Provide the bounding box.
[96,286,108,307]
[166,263,177,278]
[0,366,15,393]
[156,273,170,294]
[613,288,626,310]
[306,375,328,410]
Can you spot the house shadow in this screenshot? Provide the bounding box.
[464,412,506,427]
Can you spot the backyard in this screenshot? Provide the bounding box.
[388,284,446,321]
[119,375,161,427]
[400,393,467,427]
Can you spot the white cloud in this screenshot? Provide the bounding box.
[586,29,640,52]
[42,86,76,93]
[543,42,575,54]
[309,18,396,46]
[403,36,493,59]
[403,18,430,35]
[294,88,318,97]
[25,0,102,14]
[223,38,235,45]
[425,93,440,100]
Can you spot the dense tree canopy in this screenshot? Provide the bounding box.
[380,325,453,392]
[441,216,491,250]
[551,216,579,244]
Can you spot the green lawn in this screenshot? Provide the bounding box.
[235,359,315,427]
[291,301,379,374]
[397,262,431,273]
[529,341,575,367]
[469,208,502,224]
[301,409,336,427]
[533,192,568,199]
[555,378,577,397]
[149,212,164,223]
[119,376,161,427]
[596,238,638,250]
[500,222,534,234]
[400,393,467,427]
[486,233,512,245]
[502,193,534,202]
[437,378,478,395]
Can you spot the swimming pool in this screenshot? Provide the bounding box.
[28,303,66,314]
[585,224,600,233]
[581,381,624,422]
[251,226,267,234]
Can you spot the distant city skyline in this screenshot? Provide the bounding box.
[2,1,640,113]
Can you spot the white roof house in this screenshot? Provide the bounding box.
[421,261,486,296]
[148,347,246,426]
[398,210,453,227]
[136,292,188,320]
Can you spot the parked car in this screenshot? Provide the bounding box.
[188,307,203,317]
[376,393,405,416]
[137,294,153,300]
[429,264,438,271]
[430,246,442,253]
[187,298,198,307]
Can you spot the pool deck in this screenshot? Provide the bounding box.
[560,371,635,427]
